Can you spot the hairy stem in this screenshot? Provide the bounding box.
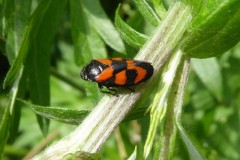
[158,55,190,160]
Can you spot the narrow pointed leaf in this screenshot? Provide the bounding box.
[3,31,29,89]
[0,101,11,156]
[20,100,90,125]
[177,123,206,160]
[0,0,31,154]
[21,0,67,135]
[115,5,148,48]
[70,0,105,100]
[5,0,31,64]
[3,0,67,89]
[127,146,137,160]
[70,0,107,66]
[192,58,223,101]
[81,0,126,54]
[1,0,14,37]
[6,0,31,142]
[151,0,167,19]
[20,99,148,125]
[133,0,160,27]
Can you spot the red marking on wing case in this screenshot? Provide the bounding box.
[126,60,135,69]
[126,60,148,84]
[114,70,127,85]
[134,67,147,84]
[96,67,114,82]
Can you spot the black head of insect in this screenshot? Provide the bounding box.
[80,60,106,82]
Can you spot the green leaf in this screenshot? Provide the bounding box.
[70,0,107,65]
[151,0,167,19]
[183,0,240,58]
[177,123,206,160]
[81,0,126,54]
[3,0,67,89]
[127,146,137,160]
[19,0,67,135]
[2,0,23,88]
[20,100,90,125]
[5,0,31,64]
[4,1,31,135]
[20,99,149,125]
[182,0,204,15]
[70,0,106,100]
[192,58,223,101]
[8,100,21,143]
[0,100,11,156]
[0,0,31,155]
[3,22,31,88]
[115,5,149,48]
[1,0,14,37]
[5,0,31,121]
[133,0,160,27]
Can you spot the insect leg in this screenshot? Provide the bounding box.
[98,84,110,93]
[98,84,118,96]
[107,87,118,96]
[125,86,135,92]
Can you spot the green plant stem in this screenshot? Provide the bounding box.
[174,57,191,123]
[158,55,190,160]
[32,2,192,159]
[145,49,184,158]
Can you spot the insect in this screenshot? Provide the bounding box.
[80,58,154,95]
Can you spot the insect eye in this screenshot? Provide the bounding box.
[82,65,102,81]
[89,67,101,76]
